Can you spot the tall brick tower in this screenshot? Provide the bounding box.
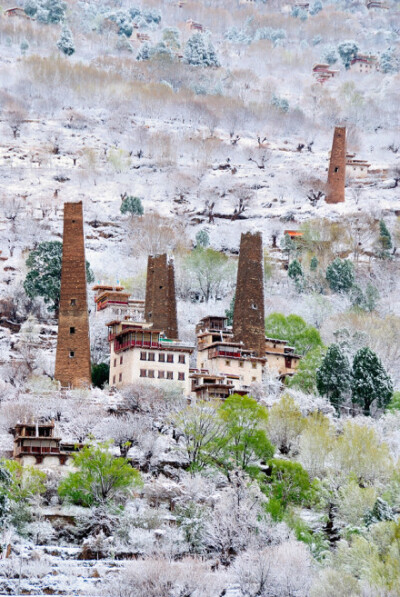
[145,254,178,339]
[326,126,346,204]
[55,202,91,388]
[233,232,265,357]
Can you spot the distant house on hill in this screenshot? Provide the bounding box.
[186,19,204,32]
[350,54,379,73]
[137,32,150,42]
[12,420,82,468]
[366,1,389,10]
[312,63,339,83]
[4,7,31,19]
[346,155,371,178]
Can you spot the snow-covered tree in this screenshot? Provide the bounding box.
[337,40,358,70]
[120,195,144,216]
[326,258,354,293]
[184,34,220,67]
[323,46,338,65]
[351,347,393,416]
[57,25,75,56]
[316,344,351,414]
[380,47,398,74]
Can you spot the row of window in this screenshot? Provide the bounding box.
[223,360,258,368]
[112,353,186,368]
[140,352,186,364]
[140,369,185,381]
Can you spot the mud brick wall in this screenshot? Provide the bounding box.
[233,232,265,357]
[55,202,91,388]
[145,254,178,339]
[326,126,346,204]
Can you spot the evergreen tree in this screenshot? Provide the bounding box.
[377,219,392,258]
[24,0,39,17]
[323,46,338,65]
[288,259,303,281]
[92,363,110,389]
[309,1,323,16]
[351,347,393,416]
[24,241,94,313]
[184,33,220,67]
[57,25,75,56]
[45,0,66,23]
[350,283,379,312]
[225,295,235,326]
[136,42,152,61]
[310,256,318,271]
[280,233,297,264]
[337,40,358,70]
[195,229,210,248]
[380,48,397,74]
[120,196,144,216]
[316,344,351,414]
[326,258,354,293]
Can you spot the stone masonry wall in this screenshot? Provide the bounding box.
[55,202,91,387]
[233,232,265,357]
[145,254,178,339]
[326,126,346,204]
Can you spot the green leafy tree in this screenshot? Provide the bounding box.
[265,313,323,355]
[92,363,109,388]
[120,195,144,216]
[264,459,312,520]
[289,346,326,393]
[216,394,274,474]
[316,344,351,414]
[1,460,46,530]
[337,40,359,70]
[325,258,354,293]
[173,401,224,471]
[386,391,400,412]
[24,241,94,313]
[58,442,141,507]
[351,348,393,416]
[57,25,75,56]
[184,33,220,67]
[185,247,234,302]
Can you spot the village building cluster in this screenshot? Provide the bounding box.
[10,126,356,466]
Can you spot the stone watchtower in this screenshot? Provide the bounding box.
[145,254,178,339]
[233,232,265,357]
[55,202,91,388]
[326,126,346,204]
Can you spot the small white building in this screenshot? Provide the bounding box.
[107,320,194,395]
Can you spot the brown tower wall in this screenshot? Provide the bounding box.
[326,126,346,204]
[233,232,265,357]
[55,202,91,388]
[145,254,178,339]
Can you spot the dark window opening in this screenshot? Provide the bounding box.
[334,167,339,172]
[70,299,76,306]
[70,327,75,334]
[69,351,75,358]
